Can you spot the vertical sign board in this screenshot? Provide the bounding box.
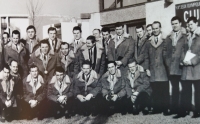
[176,1,200,27]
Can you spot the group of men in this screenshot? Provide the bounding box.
[0,15,199,122]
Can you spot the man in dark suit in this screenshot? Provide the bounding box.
[0,64,17,122]
[23,64,46,120]
[107,22,134,77]
[164,16,187,116]
[177,16,200,118]
[73,60,101,116]
[47,27,62,53]
[100,61,126,115]
[47,66,73,119]
[79,35,105,77]
[125,60,152,115]
[28,40,61,82]
[4,30,28,78]
[145,21,169,115]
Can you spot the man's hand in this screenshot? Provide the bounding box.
[115,61,122,67]
[105,95,109,101]
[30,100,37,108]
[5,100,11,107]
[146,69,151,77]
[111,94,118,102]
[131,95,137,103]
[85,94,93,101]
[77,95,86,102]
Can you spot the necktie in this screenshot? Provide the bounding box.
[155,37,158,44]
[34,79,37,87]
[118,36,121,40]
[65,55,67,61]
[89,49,92,63]
[131,73,135,79]
[60,82,62,89]
[44,55,47,61]
[7,81,10,93]
[176,33,178,38]
[15,44,18,51]
[76,40,79,45]
[30,41,33,53]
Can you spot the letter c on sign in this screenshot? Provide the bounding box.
[184,11,189,22]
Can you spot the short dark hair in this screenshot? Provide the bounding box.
[9,59,18,66]
[146,24,152,29]
[107,61,116,66]
[3,32,9,38]
[29,64,38,71]
[39,39,50,48]
[82,60,91,67]
[73,26,82,33]
[93,29,101,33]
[55,66,64,73]
[86,35,96,44]
[171,16,182,23]
[26,25,36,33]
[153,21,162,28]
[187,16,198,23]
[4,64,11,71]
[128,59,137,65]
[60,42,69,48]
[115,22,124,28]
[101,27,110,34]
[48,27,57,34]
[135,25,144,31]
[12,30,20,39]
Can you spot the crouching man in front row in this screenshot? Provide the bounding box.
[100,61,126,115]
[73,60,101,116]
[23,64,46,120]
[47,66,73,119]
[125,60,152,115]
[0,65,17,122]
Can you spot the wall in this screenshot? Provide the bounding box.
[146,0,199,35]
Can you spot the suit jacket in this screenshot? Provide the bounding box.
[58,50,79,78]
[164,30,187,76]
[107,33,134,76]
[145,33,168,82]
[100,69,126,98]
[134,35,148,69]
[0,78,17,107]
[181,31,200,80]
[125,70,152,98]
[47,75,73,102]
[23,74,46,104]
[28,48,61,82]
[79,43,105,76]
[4,41,28,78]
[73,70,101,97]
[10,72,23,98]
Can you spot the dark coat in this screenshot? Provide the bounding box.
[73,70,101,97]
[28,49,61,82]
[145,33,168,82]
[134,35,148,69]
[10,72,23,99]
[0,78,17,107]
[100,69,126,98]
[47,75,73,102]
[107,33,134,76]
[79,43,105,76]
[125,70,152,98]
[23,74,46,104]
[164,31,187,76]
[181,33,200,80]
[4,41,28,78]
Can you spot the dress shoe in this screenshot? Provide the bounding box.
[173,113,187,119]
[65,113,71,119]
[192,112,200,118]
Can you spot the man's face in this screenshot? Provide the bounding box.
[81,64,92,75]
[55,71,64,82]
[128,62,137,74]
[115,26,124,36]
[86,39,95,49]
[12,34,19,45]
[186,23,190,33]
[3,68,10,80]
[93,30,101,39]
[171,20,181,32]
[108,63,116,75]
[146,26,153,36]
[102,31,110,41]
[136,28,145,39]
[188,20,198,32]
[61,44,69,56]
[40,43,49,55]
[27,28,36,39]
[30,67,38,78]
[73,30,81,40]
[152,23,161,36]
[3,34,8,42]
[10,61,18,74]
[48,30,56,41]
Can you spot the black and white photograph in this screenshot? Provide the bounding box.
[0,0,199,123]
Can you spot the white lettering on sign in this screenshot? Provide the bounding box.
[184,9,200,22]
